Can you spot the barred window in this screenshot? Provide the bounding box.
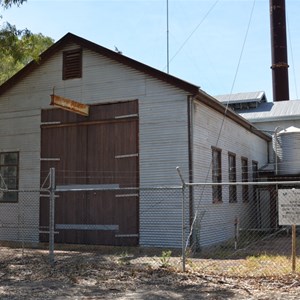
[0,152,19,202]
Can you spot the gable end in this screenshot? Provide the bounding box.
[0,33,200,97]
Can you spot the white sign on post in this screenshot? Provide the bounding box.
[278,189,300,225]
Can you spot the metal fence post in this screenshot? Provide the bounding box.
[49,168,56,265]
[292,224,297,272]
[181,186,186,272]
[176,167,186,272]
[21,190,25,258]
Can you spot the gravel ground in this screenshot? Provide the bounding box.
[0,247,299,299]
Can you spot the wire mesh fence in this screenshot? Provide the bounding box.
[0,189,49,270]
[183,181,300,275]
[0,174,300,276]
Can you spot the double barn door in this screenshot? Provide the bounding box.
[40,101,139,246]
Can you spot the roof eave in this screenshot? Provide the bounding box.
[195,93,272,142]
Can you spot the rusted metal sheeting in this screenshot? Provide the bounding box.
[50,94,89,116]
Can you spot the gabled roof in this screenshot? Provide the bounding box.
[0,32,270,141]
[0,32,200,97]
[238,100,300,122]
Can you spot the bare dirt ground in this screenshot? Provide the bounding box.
[0,246,300,299]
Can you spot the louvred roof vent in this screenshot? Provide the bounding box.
[63,49,82,80]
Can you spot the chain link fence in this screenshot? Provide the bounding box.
[0,170,300,276]
[183,181,300,275]
[0,188,50,271]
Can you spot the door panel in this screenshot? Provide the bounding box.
[40,101,139,245]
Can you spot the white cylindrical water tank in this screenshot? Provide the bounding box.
[273,126,300,175]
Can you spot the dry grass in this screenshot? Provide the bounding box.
[186,254,297,277]
[0,246,299,299]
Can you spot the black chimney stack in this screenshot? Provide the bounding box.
[270,0,289,101]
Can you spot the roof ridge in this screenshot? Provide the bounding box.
[0,32,200,96]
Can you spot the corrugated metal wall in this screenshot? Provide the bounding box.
[0,44,190,247]
[192,100,268,247]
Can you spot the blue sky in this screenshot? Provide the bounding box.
[2,0,300,101]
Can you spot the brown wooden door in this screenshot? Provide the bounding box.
[40,101,139,246]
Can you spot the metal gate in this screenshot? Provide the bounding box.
[40,100,139,246]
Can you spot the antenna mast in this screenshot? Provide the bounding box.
[167,0,170,73]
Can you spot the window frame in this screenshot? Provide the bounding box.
[252,160,258,203]
[241,157,249,203]
[0,152,19,203]
[252,160,258,182]
[228,152,237,203]
[212,147,222,203]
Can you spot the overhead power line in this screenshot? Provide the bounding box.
[185,0,257,251]
[164,0,220,71]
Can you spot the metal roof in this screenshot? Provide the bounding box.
[214,91,267,104]
[237,100,300,122]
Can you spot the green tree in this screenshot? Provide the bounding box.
[1,0,27,9]
[0,24,54,84]
[0,0,54,84]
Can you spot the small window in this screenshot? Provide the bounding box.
[228,153,237,203]
[252,161,258,203]
[62,49,82,80]
[241,157,249,202]
[252,161,258,182]
[0,152,19,202]
[212,147,222,203]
